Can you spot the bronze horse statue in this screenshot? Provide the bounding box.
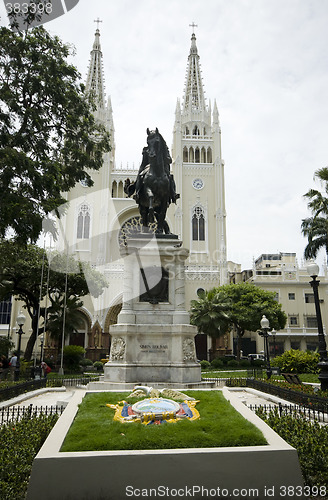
[125,128,179,234]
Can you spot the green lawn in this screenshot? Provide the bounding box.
[60,391,267,452]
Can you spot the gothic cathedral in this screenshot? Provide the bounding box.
[53,26,228,361]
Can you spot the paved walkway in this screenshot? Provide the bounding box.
[3,384,292,409]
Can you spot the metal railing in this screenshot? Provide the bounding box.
[226,378,328,413]
[0,379,47,403]
[247,402,328,423]
[0,403,65,425]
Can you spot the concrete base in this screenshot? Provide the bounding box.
[88,379,216,391]
[26,388,305,500]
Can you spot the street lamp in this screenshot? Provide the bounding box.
[306,261,328,391]
[271,329,277,358]
[15,311,26,381]
[258,315,272,379]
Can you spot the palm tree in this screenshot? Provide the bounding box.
[190,289,232,355]
[302,167,328,264]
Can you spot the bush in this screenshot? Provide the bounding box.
[257,407,328,487]
[227,359,239,368]
[79,358,93,367]
[93,361,104,371]
[211,358,224,369]
[200,360,211,370]
[273,349,320,374]
[63,345,86,369]
[239,359,251,368]
[0,413,59,499]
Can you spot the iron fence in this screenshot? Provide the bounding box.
[0,403,65,425]
[46,376,100,387]
[247,402,328,423]
[226,378,328,413]
[201,378,229,387]
[0,378,47,403]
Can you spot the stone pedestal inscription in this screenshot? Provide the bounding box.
[104,235,201,384]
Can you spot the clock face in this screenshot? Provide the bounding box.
[192,178,204,190]
[80,178,89,187]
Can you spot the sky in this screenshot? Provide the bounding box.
[5,0,328,272]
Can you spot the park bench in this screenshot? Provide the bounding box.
[282,373,302,385]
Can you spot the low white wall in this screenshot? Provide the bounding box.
[26,389,305,500]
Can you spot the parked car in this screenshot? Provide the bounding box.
[248,353,265,361]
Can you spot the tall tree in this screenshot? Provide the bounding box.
[0,25,110,243]
[220,283,287,359]
[0,241,108,360]
[191,283,287,359]
[302,167,328,263]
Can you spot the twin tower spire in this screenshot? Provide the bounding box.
[85,22,218,131]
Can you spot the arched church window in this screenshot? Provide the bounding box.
[118,181,124,198]
[77,204,90,239]
[192,206,205,241]
[183,147,188,162]
[189,147,194,163]
[192,125,199,136]
[112,180,117,198]
[195,147,200,163]
[185,126,190,135]
[207,147,212,163]
[203,127,207,136]
[201,147,206,163]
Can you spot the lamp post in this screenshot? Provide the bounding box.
[306,261,328,391]
[258,315,272,379]
[271,328,276,358]
[15,311,26,381]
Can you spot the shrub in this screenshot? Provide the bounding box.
[0,413,59,499]
[211,358,224,369]
[63,345,86,369]
[273,349,320,374]
[93,361,104,371]
[239,359,251,368]
[227,359,239,368]
[79,358,93,367]
[257,407,328,487]
[200,360,211,370]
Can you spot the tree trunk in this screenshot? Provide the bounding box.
[24,328,37,361]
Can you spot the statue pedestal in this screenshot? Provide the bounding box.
[103,235,201,386]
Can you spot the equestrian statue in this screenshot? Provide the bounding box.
[124,128,179,234]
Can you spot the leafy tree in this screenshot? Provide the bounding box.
[0,25,110,243]
[191,283,287,359]
[302,167,328,263]
[219,283,287,359]
[190,289,231,338]
[0,241,107,360]
[63,345,85,370]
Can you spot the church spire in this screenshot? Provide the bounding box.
[183,28,206,113]
[85,19,106,109]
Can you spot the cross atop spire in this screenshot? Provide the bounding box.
[86,24,105,108]
[189,22,198,34]
[94,17,102,30]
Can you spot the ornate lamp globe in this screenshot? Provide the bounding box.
[260,315,270,330]
[16,311,26,328]
[306,261,319,278]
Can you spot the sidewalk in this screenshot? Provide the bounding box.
[2,384,294,409]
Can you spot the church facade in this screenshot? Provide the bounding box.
[8,27,228,362]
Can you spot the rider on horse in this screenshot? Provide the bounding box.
[125,130,179,205]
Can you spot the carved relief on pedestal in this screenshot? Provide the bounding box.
[110,337,126,361]
[183,338,196,362]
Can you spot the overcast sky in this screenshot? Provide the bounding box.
[8,0,328,271]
